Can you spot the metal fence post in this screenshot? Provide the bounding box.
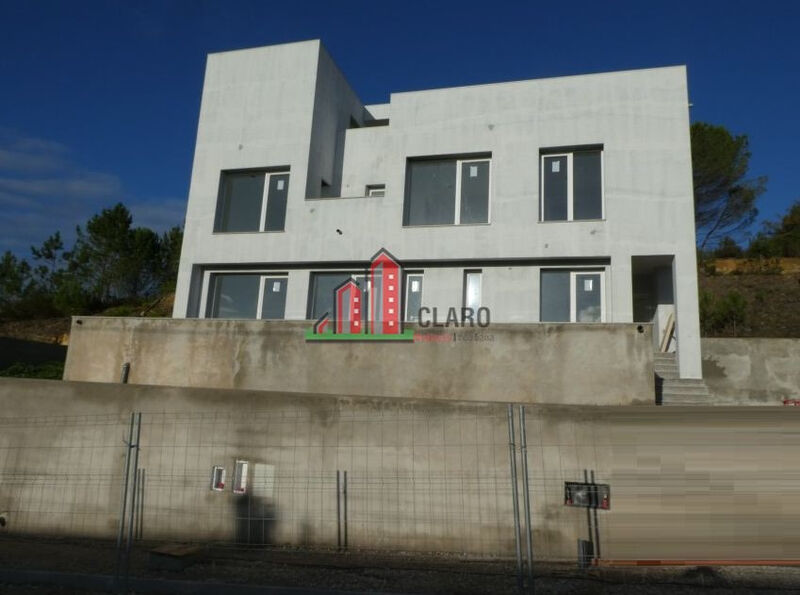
[114,413,135,588]
[123,413,142,591]
[336,470,341,550]
[519,405,535,591]
[507,404,523,592]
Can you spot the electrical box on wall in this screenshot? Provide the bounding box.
[564,481,610,510]
[232,460,248,494]
[210,466,226,491]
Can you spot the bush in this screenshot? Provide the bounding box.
[0,361,64,379]
[699,289,748,336]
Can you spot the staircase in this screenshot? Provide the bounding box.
[654,352,710,405]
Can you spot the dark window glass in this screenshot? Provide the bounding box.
[207,274,260,319]
[264,173,289,231]
[540,270,570,322]
[261,277,287,319]
[403,160,457,225]
[573,151,602,220]
[405,274,423,322]
[216,173,264,232]
[542,156,568,221]
[575,273,602,322]
[460,161,490,224]
[309,273,365,320]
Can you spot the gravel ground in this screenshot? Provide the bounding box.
[1,536,800,593]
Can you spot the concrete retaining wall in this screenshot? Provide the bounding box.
[1,378,799,561]
[63,317,655,406]
[702,338,800,404]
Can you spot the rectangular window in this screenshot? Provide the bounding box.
[308,272,366,320]
[463,270,482,311]
[403,156,490,226]
[404,273,423,322]
[210,466,226,491]
[261,277,287,320]
[206,273,288,320]
[366,184,385,197]
[540,270,604,322]
[540,149,602,221]
[215,170,289,232]
[232,460,248,495]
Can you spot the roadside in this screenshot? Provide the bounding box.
[1,536,799,594]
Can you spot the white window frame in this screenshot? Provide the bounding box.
[463,270,482,310]
[454,158,492,225]
[539,151,604,222]
[539,268,606,323]
[199,270,288,320]
[569,270,605,323]
[258,171,289,232]
[307,271,366,320]
[366,184,385,197]
[404,272,424,322]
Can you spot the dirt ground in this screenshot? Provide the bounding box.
[1,536,800,594]
[699,272,800,337]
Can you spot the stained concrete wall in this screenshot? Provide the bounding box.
[62,317,655,406]
[702,338,800,404]
[1,378,800,561]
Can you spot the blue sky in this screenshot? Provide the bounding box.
[1,0,797,257]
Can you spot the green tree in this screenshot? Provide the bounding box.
[158,226,183,292]
[30,232,66,291]
[748,200,800,258]
[713,236,743,258]
[691,122,766,250]
[0,251,32,317]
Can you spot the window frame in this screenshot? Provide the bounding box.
[214,169,290,233]
[539,150,604,222]
[539,268,606,323]
[306,270,367,320]
[462,269,482,311]
[366,184,386,197]
[402,155,492,227]
[200,270,288,320]
[403,271,424,322]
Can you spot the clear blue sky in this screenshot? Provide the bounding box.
[1,0,797,257]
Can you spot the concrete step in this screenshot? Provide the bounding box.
[662,395,710,406]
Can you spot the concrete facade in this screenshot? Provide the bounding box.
[173,40,702,379]
[702,338,800,404]
[63,317,654,406]
[2,377,800,560]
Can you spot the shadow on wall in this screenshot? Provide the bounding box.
[235,495,277,545]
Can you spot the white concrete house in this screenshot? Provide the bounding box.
[173,39,702,380]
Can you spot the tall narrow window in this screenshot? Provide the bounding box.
[540,270,604,322]
[540,148,602,221]
[404,273,423,322]
[404,156,490,225]
[464,271,482,311]
[261,277,287,320]
[215,170,289,232]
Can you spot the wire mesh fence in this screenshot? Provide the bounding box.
[2,398,800,589]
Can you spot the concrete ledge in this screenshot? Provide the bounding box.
[63,317,654,406]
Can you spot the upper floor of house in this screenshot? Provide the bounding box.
[180,40,696,265]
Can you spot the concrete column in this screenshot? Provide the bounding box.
[285,270,311,320]
[673,252,702,378]
[609,255,633,323]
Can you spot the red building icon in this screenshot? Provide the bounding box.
[334,279,363,334]
[311,248,403,337]
[369,249,401,335]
